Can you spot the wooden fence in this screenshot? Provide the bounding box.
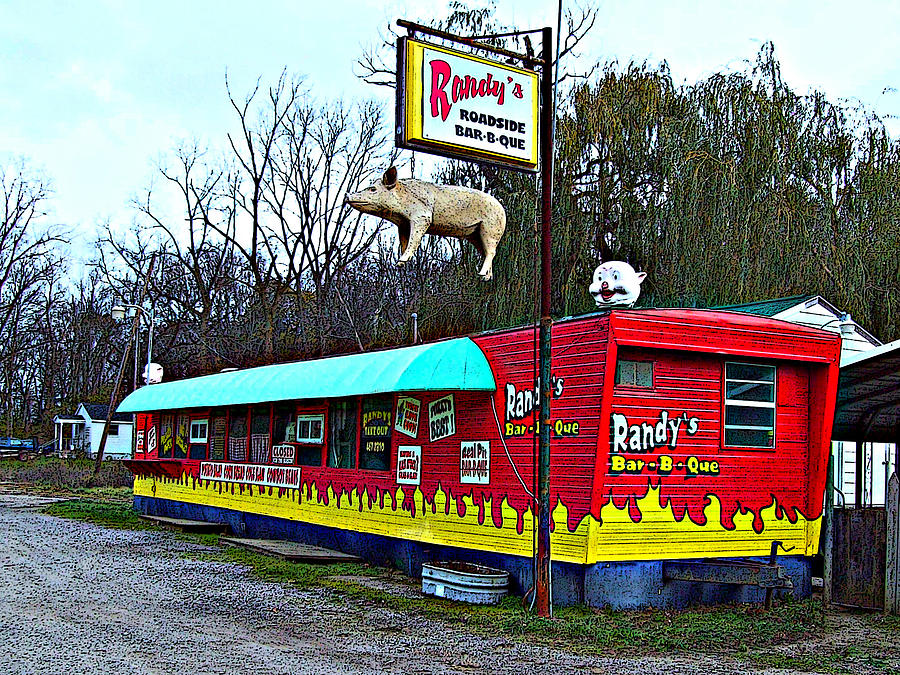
[887,473,899,614]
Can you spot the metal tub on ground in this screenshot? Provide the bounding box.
[119,308,841,609]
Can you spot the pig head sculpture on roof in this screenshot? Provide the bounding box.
[589,261,647,308]
[344,167,506,281]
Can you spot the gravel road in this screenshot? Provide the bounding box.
[0,492,881,675]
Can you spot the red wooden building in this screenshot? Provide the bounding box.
[120,308,841,608]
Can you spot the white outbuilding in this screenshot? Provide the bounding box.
[52,403,133,460]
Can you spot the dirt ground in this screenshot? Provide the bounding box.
[0,491,895,675]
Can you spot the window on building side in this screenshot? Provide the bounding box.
[296,414,325,444]
[209,412,226,461]
[174,414,189,459]
[273,405,294,445]
[159,414,174,458]
[273,405,323,466]
[327,399,357,469]
[724,362,776,448]
[250,406,270,463]
[615,360,654,387]
[190,419,208,443]
[108,424,119,436]
[228,408,248,462]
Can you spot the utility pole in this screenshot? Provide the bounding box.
[94,255,155,473]
[534,25,555,619]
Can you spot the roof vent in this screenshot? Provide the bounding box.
[839,313,855,336]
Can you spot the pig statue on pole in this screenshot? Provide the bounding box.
[344,167,506,281]
[588,261,647,308]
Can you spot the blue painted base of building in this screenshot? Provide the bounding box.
[135,495,812,609]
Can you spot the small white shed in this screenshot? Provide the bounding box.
[53,403,133,460]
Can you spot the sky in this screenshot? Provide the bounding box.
[2,0,899,249]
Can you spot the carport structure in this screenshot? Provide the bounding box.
[834,338,900,444]
[826,339,900,613]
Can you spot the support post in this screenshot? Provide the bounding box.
[394,16,556,616]
[534,25,555,619]
[823,451,835,605]
[888,431,900,615]
[893,438,899,496]
[133,322,140,390]
[145,305,155,385]
[855,439,865,507]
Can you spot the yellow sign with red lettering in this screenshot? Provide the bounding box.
[397,38,539,171]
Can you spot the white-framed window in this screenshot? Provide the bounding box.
[615,360,654,387]
[724,362,776,448]
[296,414,325,444]
[189,418,209,444]
[108,424,119,436]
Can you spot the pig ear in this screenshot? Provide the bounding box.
[636,272,647,284]
[383,166,398,189]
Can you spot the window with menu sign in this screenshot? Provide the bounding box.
[359,395,392,471]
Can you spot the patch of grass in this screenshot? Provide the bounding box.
[36,488,831,658]
[0,457,133,492]
[176,532,223,548]
[73,486,134,502]
[747,644,900,675]
[172,535,825,656]
[322,577,824,656]
[872,613,900,634]
[43,499,151,530]
[744,651,847,674]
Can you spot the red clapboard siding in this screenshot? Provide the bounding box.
[131,307,841,554]
[591,309,839,533]
[609,309,838,362]
[473,315,609,533]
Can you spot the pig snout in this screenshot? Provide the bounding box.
[589,275,618,304]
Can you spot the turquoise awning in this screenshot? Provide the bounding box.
[117,337,496,413]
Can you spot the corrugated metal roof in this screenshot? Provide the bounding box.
[833,338,900,442]
[711,295,815,317]
[117,337,496,413]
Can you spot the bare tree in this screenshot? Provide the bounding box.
[101,143,249,376]
[215,73,390,358]
[0,161,66,435]
[355,1,598,87]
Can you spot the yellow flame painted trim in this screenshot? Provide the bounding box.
[586,485,821,563]
[135,476,820,564]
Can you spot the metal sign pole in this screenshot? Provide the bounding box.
[393,17,554,616]
[535,25,554,619]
